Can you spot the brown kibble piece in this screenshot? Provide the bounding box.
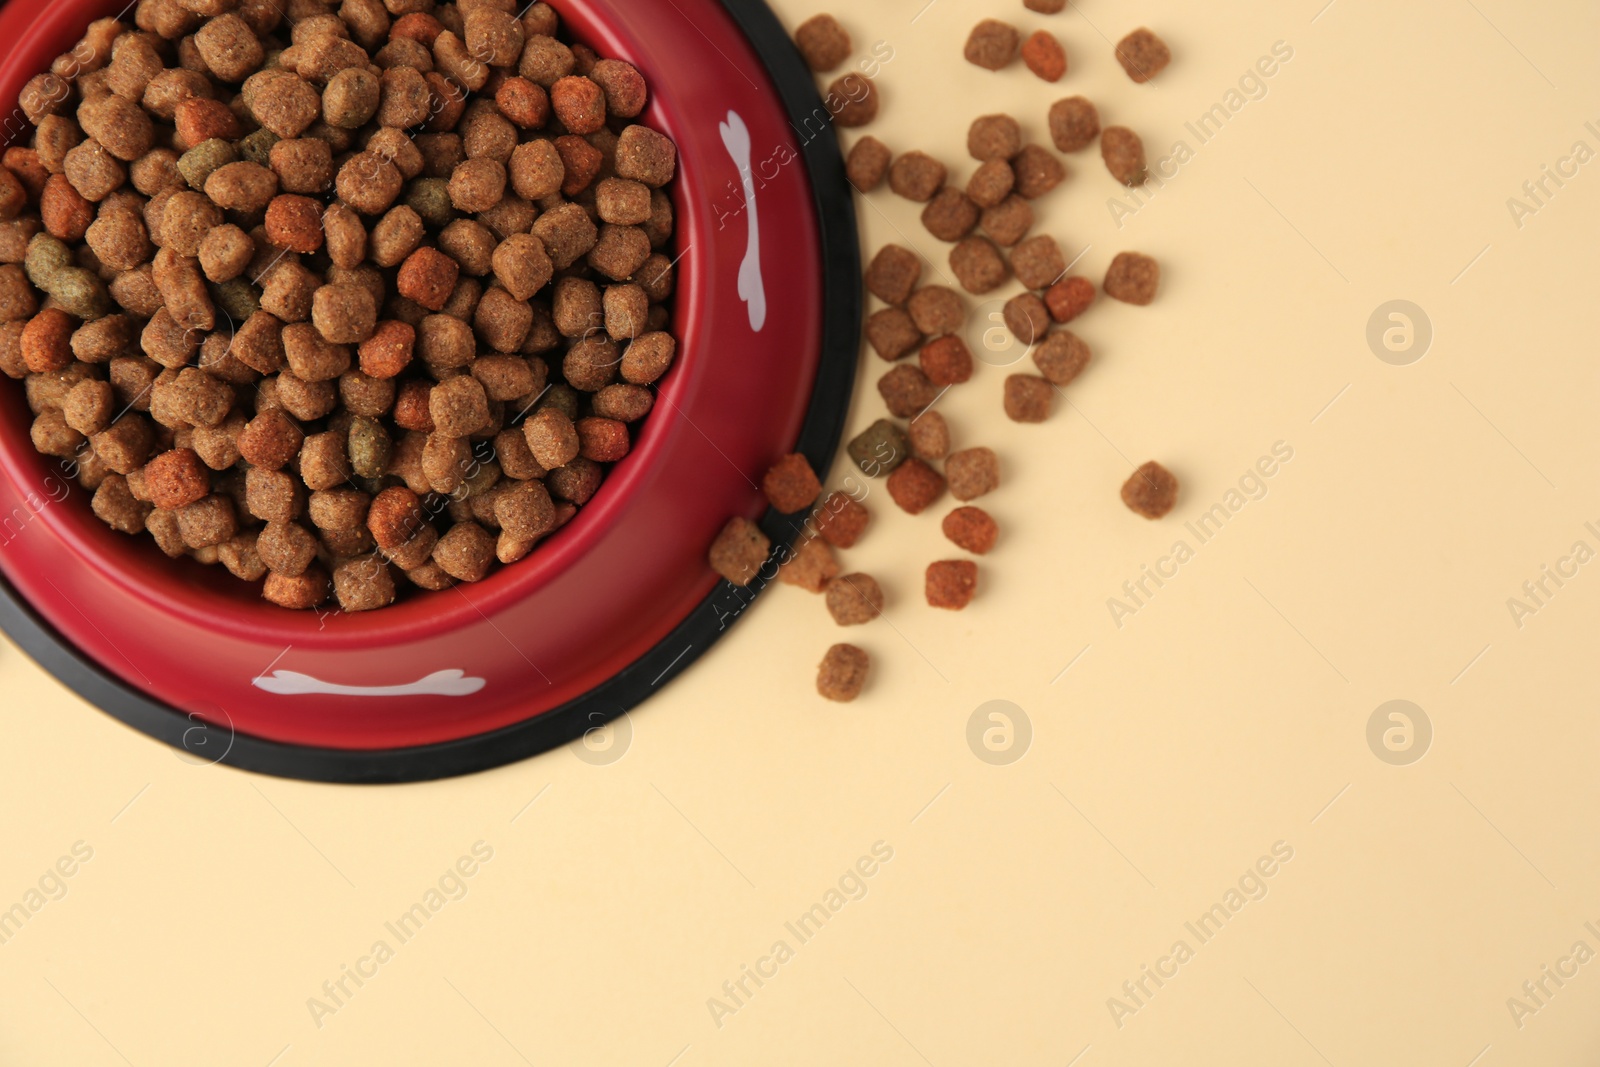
[1104,251,1159,305]
[1101,126,1147,186]
[942,506,997,555]
[1033,330,1090,385]
[1003,374,1053,422]
[144,448,211,509]
[824,572,883,625]
[1048,96,1100,153]
[1004,292,1051,345]
[825,74,877,128]
[925,560,977,610]
[886,456,943,515]
[887,151,944,203]
[1012,144,1065,199]
[907,287,964,335]
[1012,234,1066,290]
[814,492,868,548]
[965,19,1018,70]
[263,568,332,610]
[432,522,496,582]
[907,411,949,461]
[922,188,979,243]
[865,245,921,306]
[980,195,1033,247]
[1122,460,1179,518]
[1021,30,1066,82]
[949,236,1008,294]
[816,643,868,702]
[779,536,839,593]
[966,161,1013,207]
[968,115,1021,163]
[919,335,972,387]
[794,14,851,73]
[1115,28,1171,83]
[333,556,396,612]
[762,453,821,514]
[878,363,939,417]
[708,515,770,587]
[946,446,999,501]
[865,307,921,362]
[1044,276,1095,322]
[846,136,890,192]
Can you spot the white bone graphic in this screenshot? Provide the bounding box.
[718,110,767,332]
[252,669,487,697]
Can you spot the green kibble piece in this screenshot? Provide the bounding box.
[24,233,72,292]
[49,268,111,320]
[178,139,238,190]
[213,278,260,323]
[536,383,580,421]
[847,418,909,477]
[405,178,454,229]
[236,127,279,167]
[348,415,392,479]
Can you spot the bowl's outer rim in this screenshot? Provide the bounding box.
[0,0,862,782]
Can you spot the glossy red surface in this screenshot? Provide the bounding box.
[0,0,821,747]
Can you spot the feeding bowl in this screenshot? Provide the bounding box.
[0,0,860,781]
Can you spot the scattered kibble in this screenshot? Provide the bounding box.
[1121,461,1179,518]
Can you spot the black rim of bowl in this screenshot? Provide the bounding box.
[0,0,861,784]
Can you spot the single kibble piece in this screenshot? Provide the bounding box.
[1122,460,1179,518]
[794,14,851,73]
[922,189,979,243]
[1033,330,1091,385]
[878,363,940,417]
[1022,31,1066,82]
[907,411,949,461]
[1101,126,1147,186]
[814,492,869,548]
[847,418,909,477]
[926,560,978,610]
[824,573,883,625]
[708,515,771,586]
[779,536,840,592]
[1004,374,1054,422]
[981,195,1034,247]
[919,335,973,387]
[846,136,891,191]
[816,643,869,702]
[966,159,1014,208]
[865,245,921,306]
[1048,96,1100,153]
[826,73,878,127]
[942,506,997,554]
[1012,234,1066,290]
[1104,251,1160,305]
[1012,144,1065,199]
[888,151,946,203]
[144,448,211,509]
[949,236,1008,294]
[866,307,923,362]
[907,286,965,335]
[964,19,1019,70]
[946,446,999,501]
[1045,276,1095,322]
[968,114,1021,162]
[1115,28,1171,83]
[763,452,822,513]
[1005,292,1051,345]
[886,456,943,514]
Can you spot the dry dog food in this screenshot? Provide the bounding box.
[942,505,997,554]
[5,3,681,611]
[866,307,922,361]
[826,73,879,127]
[762,453,822,514]
[968,115,1022,162]
[907,410,949,460]
[814,491,870,547]
[848,418,909,476]
[779,535,840,592]
[918,335,973,386]
[907,286,965,335]
[1024,0,1066,12]
[846,136,891,191]
[1121,460,1178,518]
[794,14,852,73]
[1104,252,1160,305]
[1048,96,1100,153]
[945,446,999,501]
[888,151,946,203]
[878,363,940,417]
[965,20,1020,70]
[816,642,869,701]
[1101,126,1147,186]
[925,559,977,609]
[1115,28,1171,83]
[921,188,979,242]
[1011,144,1065,199]
[1011,234,1066,290]
[1044,276,1095,322]
[1004,375,1054,422]
[866,245,922,305]
[1032,331,1090,385]
[966,160,1015,208]
[886,456,944,514]
[825,572,884,625]
[980,195,1034,247]
[1021,31,1067,82]
[709,516,771,586]
[1004,292,1050,344]
[950,236,1009,294]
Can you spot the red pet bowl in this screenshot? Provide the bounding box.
[0,0,860,781]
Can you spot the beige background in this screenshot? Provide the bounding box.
[4,0,1600,1063]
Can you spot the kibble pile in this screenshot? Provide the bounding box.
[709,9,1182,702]
[0,0,680,613]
